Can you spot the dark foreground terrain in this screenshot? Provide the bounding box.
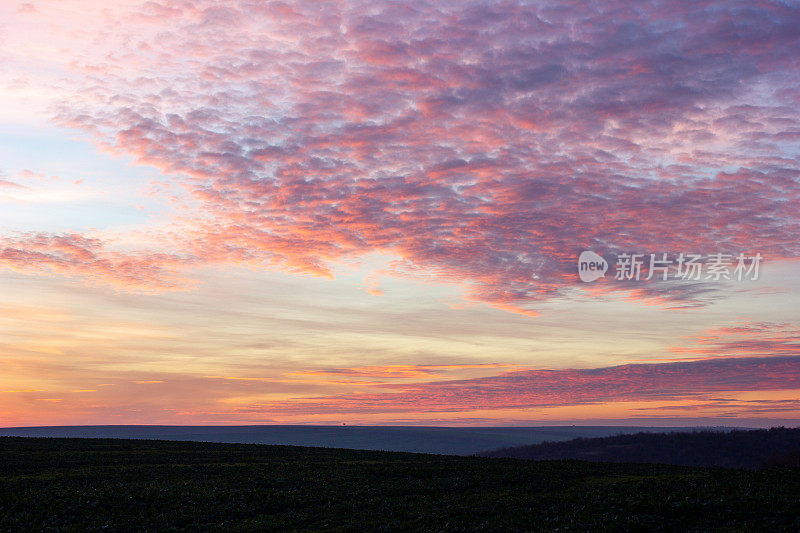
[480,427,800,469]
[1,438,799,532]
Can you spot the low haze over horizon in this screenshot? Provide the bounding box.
[2,0,800,427]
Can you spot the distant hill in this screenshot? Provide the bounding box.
[0,425,710,455]
[479,427,800,468]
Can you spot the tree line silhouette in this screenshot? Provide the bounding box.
[479,427,800,469]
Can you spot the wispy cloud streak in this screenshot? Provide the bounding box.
[239,355,800,415]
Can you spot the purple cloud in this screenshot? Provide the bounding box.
[3,0,800,312]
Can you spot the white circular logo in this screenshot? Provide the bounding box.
[578,251,607,282]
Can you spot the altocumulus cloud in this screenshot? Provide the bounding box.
[2,0,800,312]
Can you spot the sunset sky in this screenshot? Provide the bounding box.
[2,0,800,427]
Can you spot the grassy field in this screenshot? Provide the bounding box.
[1,437,799,532]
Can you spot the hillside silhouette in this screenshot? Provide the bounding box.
[479,427,800,469]
[3,437,800,531]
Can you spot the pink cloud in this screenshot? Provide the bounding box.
[236,354,800,415]
[0,233,192,290]
[3,0,800,313]
[669,321,800,358]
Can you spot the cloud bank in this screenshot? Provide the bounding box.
[2,0,800,312]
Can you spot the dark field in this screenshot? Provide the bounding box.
[1,438,799,532]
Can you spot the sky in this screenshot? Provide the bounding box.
[1,0,800,427]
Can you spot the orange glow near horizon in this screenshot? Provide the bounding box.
[2,0,800,428]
